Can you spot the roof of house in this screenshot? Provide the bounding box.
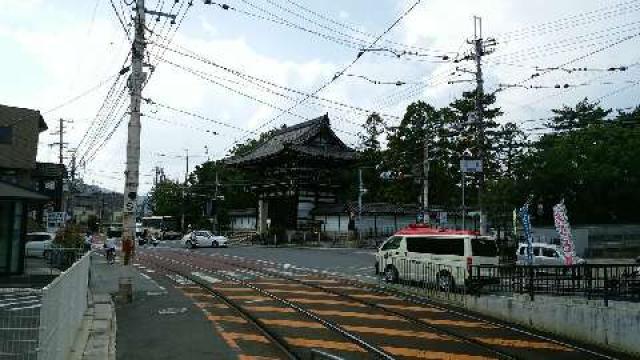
[225,115,356,165]
[0,104,47,132]
[0,181,49,201]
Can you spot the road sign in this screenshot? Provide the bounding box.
[460,159,483,173]
[125,200,135,213]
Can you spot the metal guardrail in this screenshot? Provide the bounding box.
[469,264,640,305]
[37,252,91,360]
[377,257,467,304]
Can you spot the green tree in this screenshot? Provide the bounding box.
[547,98,611,131]
[357,113,386,203]
[517,100,640,224]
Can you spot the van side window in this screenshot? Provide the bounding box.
[533,247,541,256]
[406,237,464,256]
[519,247,525,255]
[542,248,557,257]
[471,238,497,257]
[381,236,402,251]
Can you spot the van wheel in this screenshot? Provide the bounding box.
[187,241,196,249]
[437,271,454,292]
[384,266,399,283]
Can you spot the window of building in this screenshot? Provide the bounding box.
[0,127,13,144]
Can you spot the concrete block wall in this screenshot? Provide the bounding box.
[464,294,640,356]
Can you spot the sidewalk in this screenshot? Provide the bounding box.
[88,252,234,360]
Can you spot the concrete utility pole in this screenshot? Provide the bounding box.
[50,118,71,212]
[468,16,495,235]
[121,0,174,302]
[422,117,430,223]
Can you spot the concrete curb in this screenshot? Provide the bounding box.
[69,292,117,360]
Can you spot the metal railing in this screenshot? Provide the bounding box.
[377,257,467,304]
[0,288,42,360]
[469,264,640,305]
[37,252,91,360]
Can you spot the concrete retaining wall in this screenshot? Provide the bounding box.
[464,294,640,356]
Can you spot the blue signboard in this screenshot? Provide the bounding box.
[518,204,534,265]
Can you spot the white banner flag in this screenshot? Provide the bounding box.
[553,201,576,265]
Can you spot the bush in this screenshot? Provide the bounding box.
[54,224,84,249]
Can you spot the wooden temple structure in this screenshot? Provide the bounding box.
[225,115,357,235]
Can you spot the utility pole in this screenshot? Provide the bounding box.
[468,16,495,235]
[184,148,189,183]
[50,118,71,212]
[422,117,430,224]
[121,0,174,302]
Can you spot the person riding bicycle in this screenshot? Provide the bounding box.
[104,238,116,264]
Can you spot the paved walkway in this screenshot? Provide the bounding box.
[89,253,234,360]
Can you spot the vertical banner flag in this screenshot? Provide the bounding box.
[518,203,534,265]
[553,201,576,265]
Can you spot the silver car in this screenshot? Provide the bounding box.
[25,232,54,258]
[516,243,585,265]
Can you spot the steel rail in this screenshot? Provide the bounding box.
[202,252,624,360]
[142,253,397,360]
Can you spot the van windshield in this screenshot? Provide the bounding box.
[406,237,464,256]
[472,238,497,257]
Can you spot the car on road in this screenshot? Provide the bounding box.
[25,232,54,258]
[183,231,228,249]
[375,224,499,290]
[515,243,586,266]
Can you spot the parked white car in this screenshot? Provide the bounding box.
[515,243,585,265]
[183,231,228,249]
[25,232,54,258]
[375,224,499,290]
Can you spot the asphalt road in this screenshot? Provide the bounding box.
[154,242,378,281]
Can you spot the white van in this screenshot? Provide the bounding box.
[375,224,499,290]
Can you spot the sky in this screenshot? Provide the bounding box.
[1,0,639,193]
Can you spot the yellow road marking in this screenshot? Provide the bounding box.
[227,295,272,301]
[321,286,370,291]
[351,294,400,301]
[245,306,296,313]
[263,289,337,297]
[382,304,446,313]
[207,315,248,324]
[288,298,366,307]
[313,310,405,321]
[237,356,281,360]
[343,325,448,340]
[382,346,496,359]
[214,287,254,292]
[475,338,572,351]
[261,319,324,328]
[284,337,365,352]
[422,319,498,329]
[252,282,306,287]
[225,332,270,344]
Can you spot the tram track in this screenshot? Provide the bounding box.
[138,250,540,360]
[135,248,629,360]
[198,251,624,360]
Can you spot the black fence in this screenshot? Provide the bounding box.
[469,264,640,305]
